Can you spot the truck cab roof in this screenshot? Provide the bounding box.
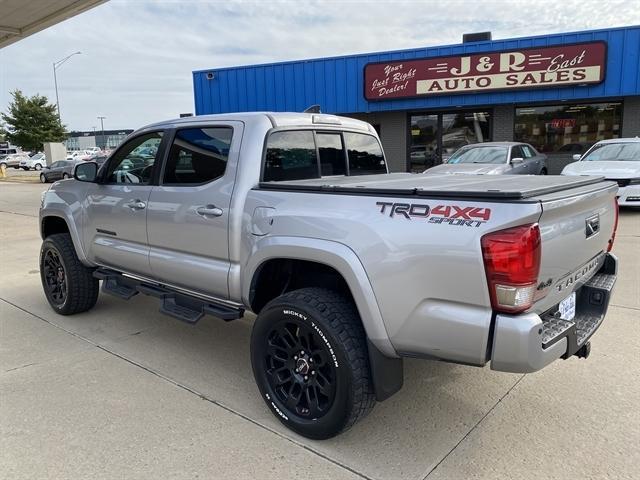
[142,112,373,133]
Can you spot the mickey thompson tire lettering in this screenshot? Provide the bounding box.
[250,287,375,440]
[283,308,339,367]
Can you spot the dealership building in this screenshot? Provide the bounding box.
[193,25,640,172]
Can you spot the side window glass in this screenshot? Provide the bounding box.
[511,146,523,159]
[264,131,318,181]
[522,145,534,158]
[163,127,232,185]
[105,132,163,184]
[344,132,386,175]
[316,132,346,176]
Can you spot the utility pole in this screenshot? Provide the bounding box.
[52,51,82,126]
[97,116,106,150]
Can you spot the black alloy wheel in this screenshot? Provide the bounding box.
[264,319,337,419]
[42,247,67,306]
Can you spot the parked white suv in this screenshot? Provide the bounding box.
[20,153,47,170]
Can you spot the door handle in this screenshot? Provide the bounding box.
[196,205,223,217]
[125,199,147,210]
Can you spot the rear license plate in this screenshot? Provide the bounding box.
[559,292,576,321]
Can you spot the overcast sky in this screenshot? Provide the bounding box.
[1,0,638,131]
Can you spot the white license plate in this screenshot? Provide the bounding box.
[559,292,576,321]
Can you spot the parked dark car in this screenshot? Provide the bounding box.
[39,160,79,183]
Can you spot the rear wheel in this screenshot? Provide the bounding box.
[40,233,99,315]
[251,287,375,439]
[62,173,70,179]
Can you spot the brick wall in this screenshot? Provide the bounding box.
[622,96,640,138]
[345,111,408,172]
[493,105,515,141]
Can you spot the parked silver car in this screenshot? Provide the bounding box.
[39,160,78,183]
[0,152,30,169]
[424,142,547,175]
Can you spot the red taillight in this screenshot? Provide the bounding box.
[607,199,619,252]
[481,223,541,314]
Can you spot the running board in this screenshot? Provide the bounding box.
[93,267,244,324]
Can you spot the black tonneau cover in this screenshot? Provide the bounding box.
[258,173,608,200]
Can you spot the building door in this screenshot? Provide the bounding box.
[409,110,492,172]
[409,114,438,172]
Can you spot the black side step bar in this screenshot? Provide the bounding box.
[93,267,244,324]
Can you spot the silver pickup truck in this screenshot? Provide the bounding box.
[39,112,619,439]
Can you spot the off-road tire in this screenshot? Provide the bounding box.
[251,287,375,439]
[40,233,99,315]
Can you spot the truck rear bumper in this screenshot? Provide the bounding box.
[490,253,617,373]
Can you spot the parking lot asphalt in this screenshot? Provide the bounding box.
[1,181,639,480]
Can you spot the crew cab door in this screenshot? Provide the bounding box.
[83,131,165,277]
[146,123,242,300]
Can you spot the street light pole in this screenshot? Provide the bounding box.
[97,116,106,149]
[52,51,82,126]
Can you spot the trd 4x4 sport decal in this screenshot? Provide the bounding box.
[376,201,491,227]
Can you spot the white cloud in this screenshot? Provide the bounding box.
[1,0,637,130]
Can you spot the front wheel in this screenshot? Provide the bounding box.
[62,173,70,179]
[251,287,375,439]
[35,163,42,171]
[40,233,99,315]
[40,173,47,183]
[540,168,548,175]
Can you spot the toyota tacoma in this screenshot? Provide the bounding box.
[39,112,618,439]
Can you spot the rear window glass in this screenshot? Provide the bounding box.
[317,132,346,176]
[263,130,387,181]
[344,132,386,175]
[264,131,318,182]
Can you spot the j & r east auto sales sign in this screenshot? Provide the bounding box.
[364,42,606,100]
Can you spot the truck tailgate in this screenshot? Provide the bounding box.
[532,180,618,314]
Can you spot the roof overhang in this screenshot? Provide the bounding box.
[0,0,107,49]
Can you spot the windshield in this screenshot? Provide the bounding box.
[582,143,640,162]
[447,146,508,165]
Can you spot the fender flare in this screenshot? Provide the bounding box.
[39,211,91,266]
[243,236,403,400]
[243,236,397,358]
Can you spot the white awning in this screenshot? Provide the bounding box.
[0,0,106,48]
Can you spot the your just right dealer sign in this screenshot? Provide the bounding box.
[364,41,607,100]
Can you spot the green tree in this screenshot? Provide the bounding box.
[1,90,67,152]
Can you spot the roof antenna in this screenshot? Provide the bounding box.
[303,104,321,113]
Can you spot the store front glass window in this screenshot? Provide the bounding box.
[409,114,438,172]
[514,102,622,159]
[409,111,491,172]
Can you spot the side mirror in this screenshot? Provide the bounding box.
[510,157,524,165]
[74,161,98,182]
[572,154,582,161]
